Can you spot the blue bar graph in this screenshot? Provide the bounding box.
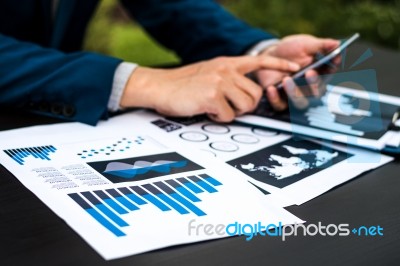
[130,186,171,212]
[199,174,223,186]
[69,193,126,237]
[177,177,204,194]
[187,176,218,193]
[106,189,139,211]
[93,190,128,214]
[165,179,201,202]
[118,187,147,205]
[3,145,57,165]
[142,184,189,215]
[81,192,129,227]
[68,174,222,237]
[154,181,206,216]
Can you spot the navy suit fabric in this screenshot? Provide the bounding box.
[0,0,273,125]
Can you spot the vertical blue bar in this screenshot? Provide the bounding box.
[199,174,222,186]
[104,198,128,214]
[176,187,201,202]
[80,192,128,227]
[165,180,201,202]
[42,146,52,155]
[86,208,126,237]
[106,189,139,211]
[143,184,189,215]
[115,196,139,211]
[196,181,217,193]
[15,149,25,162]
[5,150,24,165]
[13,155,24,165]
[69,193,126,237]
[169,193,206,216]
[142,194,170,211]
[16,150,26,164]
[30,147,44,160]
[14,149,24,159]
[49,146,57,152]
[126,194,147,205]
[154,193,189,215]
[4,150,20,165]
[94,191,128,214]
[39,147,51,160]
[94,204,129,227]
[10,150,18,159]
[153,182,206,216]
[131,186,170,212]
[4,150,12,158]
[177,177,204,194]
[21,148,29,157]
[119,187,146,205]
[27,148,39,158]
[187,176,217,193]
[32,147,46,159]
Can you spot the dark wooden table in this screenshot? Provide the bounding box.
[1,42,399,266]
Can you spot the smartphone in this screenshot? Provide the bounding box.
[275,33,360,90]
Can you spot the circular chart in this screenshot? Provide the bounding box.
[179,131,209,142]
[202,124,230,134]
[251,127,278,137]
[231,134,260,144]
[209,141,239,152]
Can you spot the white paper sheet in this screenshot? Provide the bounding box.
[123,110,393,207]
[0,121,302,260]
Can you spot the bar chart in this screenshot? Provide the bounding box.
[69,173,222,237]
[3,145,57,165]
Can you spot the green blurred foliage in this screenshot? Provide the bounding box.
[223,0,400,49]
[84,0,400,66]
[83,0,180,66]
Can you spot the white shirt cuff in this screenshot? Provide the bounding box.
[246,39,280,56]
[108,62,138,112]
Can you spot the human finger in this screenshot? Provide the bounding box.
[266,85,287,111]
[332,54,341,66]
[304,38,340,55]
[232,74,263,111]
[255,68,288,89]
[217,73,258,116]
[231,56,300,74]
[207,97,236,123]
[305,70,321,97]
[204,88,236,122]
[282,77,309,110]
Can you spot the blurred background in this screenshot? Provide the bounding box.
[84,0,400,66]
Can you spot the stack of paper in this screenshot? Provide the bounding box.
[0,95,394,259]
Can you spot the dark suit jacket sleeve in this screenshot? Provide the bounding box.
[0,33,122,125]
[120,0,275,64]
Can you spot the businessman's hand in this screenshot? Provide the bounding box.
[121,55,299,122]
[256,34,340,110]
